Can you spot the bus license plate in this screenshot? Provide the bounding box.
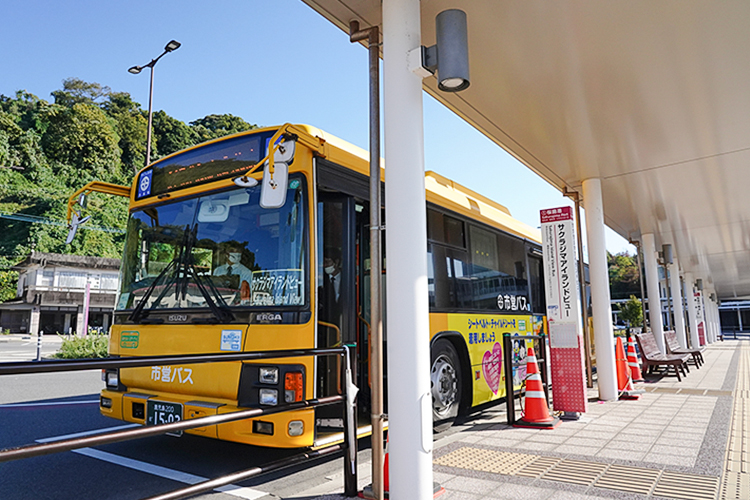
[147,400,183,436]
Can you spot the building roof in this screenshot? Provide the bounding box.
[302,1,750,299]
[13,252,121,272]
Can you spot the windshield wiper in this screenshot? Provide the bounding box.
[128,226,191,323]
[180,225,234,323]
[129,225,234,324]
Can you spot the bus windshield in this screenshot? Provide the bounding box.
[117,176,307,313]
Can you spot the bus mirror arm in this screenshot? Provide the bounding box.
[233,124,326,187]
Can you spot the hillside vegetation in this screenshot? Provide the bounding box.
[0,78,257,300]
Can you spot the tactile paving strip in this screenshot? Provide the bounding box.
[432,446,537,475]
[541,458,608,485]
[595,464,660,495]
[656,471,720,500]
[435,446,718,498]
[720,343,750,500]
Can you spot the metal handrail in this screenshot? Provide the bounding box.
[0,345,359,498]
[0,347,347,375]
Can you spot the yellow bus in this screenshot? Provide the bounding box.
[79,123,546,448]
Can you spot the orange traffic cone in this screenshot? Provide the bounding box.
[615,337,642,399]
[383,435,389,493]
[626,335,644,382]
[514,347,559,429]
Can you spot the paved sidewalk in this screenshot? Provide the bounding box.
[283,339,745,500]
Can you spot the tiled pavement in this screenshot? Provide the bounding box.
[279,339,747,500]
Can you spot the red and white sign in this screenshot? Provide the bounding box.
[540,206,587,413]
[694,291,706,345]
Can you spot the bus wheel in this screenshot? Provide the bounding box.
[431,339,462,431]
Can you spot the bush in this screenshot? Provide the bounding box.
[619,295,644,332]
[54,332,109,359]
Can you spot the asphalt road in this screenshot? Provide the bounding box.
[0,339,362,500]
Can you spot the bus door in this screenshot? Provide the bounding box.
[316,193,357,420]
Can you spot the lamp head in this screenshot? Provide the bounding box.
[165,40,181,52]
[128,66,142,75]
[435,9,470,92]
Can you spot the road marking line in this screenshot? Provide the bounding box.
[72,448,267,499]
[36,424,141,443]
[0,400,100,408]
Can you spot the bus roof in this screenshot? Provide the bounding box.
[297,124,543,245]
[137,123,542,244]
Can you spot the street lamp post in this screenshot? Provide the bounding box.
[128,40,181,168]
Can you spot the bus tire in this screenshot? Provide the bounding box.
[431,339,462,432]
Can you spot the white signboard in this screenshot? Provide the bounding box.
[541,206,587,413]
[541,207,583,348]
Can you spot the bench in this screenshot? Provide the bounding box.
[664,330,704,367]
[635,333,691,382]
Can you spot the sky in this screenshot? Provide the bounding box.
[1,0,633,256]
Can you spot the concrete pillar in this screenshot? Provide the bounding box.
[383,0,433,498]
[642,233,665,352]
[707,291,719,342]
[76,307,85,336]
[103,312,110,333]
[29,306,40,335]
[63,313,71,334]
[670,259,687,348]
[696,286,708,344]
[582,178,617,401]
[739,308,743,332]
[685,273,700,348]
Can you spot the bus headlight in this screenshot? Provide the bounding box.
[288,420,304,436]
[259,367,279,384]
[259,389,278,406]
[104,369,119,389]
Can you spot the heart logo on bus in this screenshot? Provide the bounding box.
[482,342,502,394]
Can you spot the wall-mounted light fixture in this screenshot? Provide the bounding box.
[408,9,470,92]
[662,244,673,265]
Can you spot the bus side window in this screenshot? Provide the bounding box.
[528,254,546,314]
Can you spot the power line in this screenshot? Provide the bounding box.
[0,212,125,234]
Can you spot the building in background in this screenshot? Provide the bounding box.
[0,252,120,335]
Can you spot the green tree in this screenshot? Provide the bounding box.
[42,103,122,183]
[0,79,259,302]
[152,110,196,160]
[190,114,258,142]
[51,78,111,107]
[103,92,147,173]
[608,251,641,300]
[619,295,643,332]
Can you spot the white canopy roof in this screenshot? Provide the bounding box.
[302,0,750,300]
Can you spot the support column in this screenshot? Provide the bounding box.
[685,273,700,348]
[383,1,433,498]
[582,178,617,401]
[707,291,719,342]
[739,308,743,333]
[76,307,85,335]
[670,259,687,348]
[63,313,71,334]
[29,306,40,335]
[642,233,665,352]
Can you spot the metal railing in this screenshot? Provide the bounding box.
[0,346,359,499]
[502,333,550,425]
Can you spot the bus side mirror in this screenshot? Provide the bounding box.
[260,161,288,209]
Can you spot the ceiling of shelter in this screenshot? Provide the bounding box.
[301,0,750,300]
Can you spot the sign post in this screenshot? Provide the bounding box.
[82,282,91,336]
[540,207,588,415]
[694,291,706,345]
